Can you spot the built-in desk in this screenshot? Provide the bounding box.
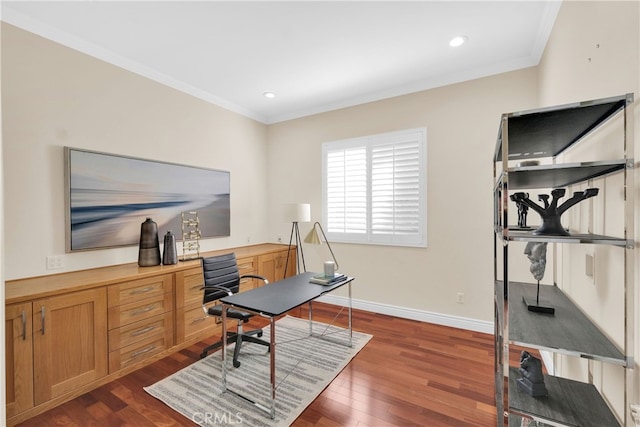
[4,243,295,426]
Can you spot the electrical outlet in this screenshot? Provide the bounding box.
[46,255,63,270]
[277,236,282,243]
[456,292,465,304]
[586,253,595,280]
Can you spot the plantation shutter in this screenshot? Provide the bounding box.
[322,128,426,247]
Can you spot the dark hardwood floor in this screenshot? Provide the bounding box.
[16,304,504,427]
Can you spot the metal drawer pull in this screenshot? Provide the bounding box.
[191,317,207,324]
[131,304,157,316]
[131,325,157,337]
[190,284,202,290]
[40,306,45,335]
[21,310,27,340]
[129,286,155,295]
[131,345,156,358]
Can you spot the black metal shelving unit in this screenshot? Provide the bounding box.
[493,93,635,426]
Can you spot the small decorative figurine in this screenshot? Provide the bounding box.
[181,211,201,261]
[517,351,548,397]
[511,188,599,236]
[523,241,554,314]
[510,193,530,228]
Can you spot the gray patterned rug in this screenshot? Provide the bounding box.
[145,315,372,426]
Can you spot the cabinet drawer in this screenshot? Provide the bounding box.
[239,275,258,293]
[108,275,173,307]
[109,335,170,372]
[237,256,257,275]
[176,267,204,308]
[238,255,263,291]
[108,292,172,329]
[176,304,221,344]
[108,312,173,352]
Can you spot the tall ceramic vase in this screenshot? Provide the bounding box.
[138,218,161,266]
[162,231,178,265]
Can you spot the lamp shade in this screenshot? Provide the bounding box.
[304,227,321,244]
[284,203,310,223]
[303,222,339,270]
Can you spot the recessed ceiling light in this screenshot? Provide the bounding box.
[449,36,468,47]
[263,92,276,99]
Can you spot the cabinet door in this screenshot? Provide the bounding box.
[283,250,297,278]
[258,250,296,283]
[33,288,108,405]
[5,302,34,418]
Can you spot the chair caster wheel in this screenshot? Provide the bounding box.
[233,360,241,368]
[257,332,263,337]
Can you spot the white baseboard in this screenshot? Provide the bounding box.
[539,350,555,375]
[316,294,494,335]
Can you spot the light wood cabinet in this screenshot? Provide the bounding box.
[175,266,220,344]
[107,275,173,372]
[32,288,108,406]
[4,243,294,425]
[5,302,34,418]
[258,249,296,283]
[237,255,259,291]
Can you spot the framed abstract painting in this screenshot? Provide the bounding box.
[64,147,230,252]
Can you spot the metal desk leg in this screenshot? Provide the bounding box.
[348,281,353,347]
[221,303,228,392]
[269,316,276,419]
[308,282,353,348]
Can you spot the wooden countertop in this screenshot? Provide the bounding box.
[5,243,292,304]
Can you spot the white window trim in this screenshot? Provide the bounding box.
[322,127,427,248]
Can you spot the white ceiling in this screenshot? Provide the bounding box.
[1,1,561,124]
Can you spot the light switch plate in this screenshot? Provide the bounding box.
[585,253,594,278]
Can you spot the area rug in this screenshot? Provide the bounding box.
[145,315,372,426]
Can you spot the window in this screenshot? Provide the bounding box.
[322,128,427,247]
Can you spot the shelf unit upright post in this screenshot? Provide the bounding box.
[493,93,635,427]
[622,93,636,427]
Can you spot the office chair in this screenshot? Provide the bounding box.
[199,253,270,367]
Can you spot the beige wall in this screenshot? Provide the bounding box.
[537,0,640,421]
[2,21,542,326]
[267,68,539,323]
[1,1,637,338]
[1,23,269,280]
[2,0,639,421]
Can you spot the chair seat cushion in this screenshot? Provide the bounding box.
[207,305,252,321]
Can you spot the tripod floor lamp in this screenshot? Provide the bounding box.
[284,203,310,277]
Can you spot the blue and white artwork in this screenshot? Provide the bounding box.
[66,148,230,251]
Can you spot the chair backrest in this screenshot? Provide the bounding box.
[201,253,240,305]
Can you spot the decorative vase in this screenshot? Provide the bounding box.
[138,218,161,266]
[162,231,178,265]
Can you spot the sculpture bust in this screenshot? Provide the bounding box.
[524,241,547,281]
[517,351,547,397]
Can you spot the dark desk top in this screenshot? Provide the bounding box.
[221,272,354,317]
